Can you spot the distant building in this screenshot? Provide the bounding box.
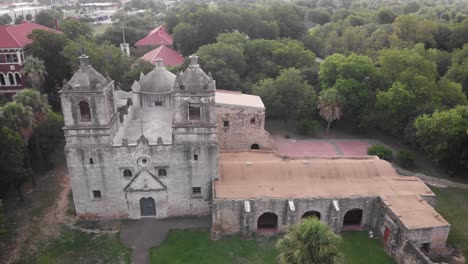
[135,25,173,49]
[0,21,60,98]
[138,46,184,67]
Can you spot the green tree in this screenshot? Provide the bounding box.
[20,56,47,92]
[376,82,416,134]
[271,4,307,39]
[121,60,154,91]
[0,127,27,201]
[253,68,317,120]
[25,13,33,21]
[375,9,396,24]
[0,102,34,140]
[392,15,438,47]
[447,44,468,95]
[197,42,247,91]
[34,9,62,29]
[62,37,130,83]
[173,23,199,56]
[414,105,468,172]
[60,19,93,40]
[0,14,12,25]
[28,29,70,109]
[276,217,343,264]
[15,15,24,24]
[317,88,343,133]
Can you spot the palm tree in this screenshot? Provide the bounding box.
[276,217,343,264]
[21,56,47,92]
[13,89,51,186]
[317,88,343,134]
[14,89,50,125]
[0,101,34,140]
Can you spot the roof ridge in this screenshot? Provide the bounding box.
[5,27,22,48]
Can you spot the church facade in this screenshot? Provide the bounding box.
[60,55,270,219]
[61,54,450,263]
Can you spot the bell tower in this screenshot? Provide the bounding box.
[172,55,217,143]
[60,54,118,146]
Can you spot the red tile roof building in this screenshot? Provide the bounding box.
[135,25,174,48]
[139,45,185,67]
[0,22,60,97]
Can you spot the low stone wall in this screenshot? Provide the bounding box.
[401,241,434,264]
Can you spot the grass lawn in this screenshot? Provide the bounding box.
[93,23,111,36]
[150,229,394,264]
[342,231,394,264]
[19,227,131,264]
[431,187,468,258]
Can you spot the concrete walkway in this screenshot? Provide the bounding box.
[120,216,211,264]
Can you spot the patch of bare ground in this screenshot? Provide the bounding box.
[0,167,70,264]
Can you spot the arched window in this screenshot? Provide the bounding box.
[8,73,15,85]
[123,169,132,178]
[158,168,167,177]
[343,208,363,227]
[250,118,256,125]
[0,74,5,86]
[14,72,21,86]
[302,211,321,220]
[251,144,260,150]
[257,212,278,232]
[79,101,92,122]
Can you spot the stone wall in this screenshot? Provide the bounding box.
[400,242,434,264]
[67,140,216,219]
[211,196,378,238]
[216,104,272,151]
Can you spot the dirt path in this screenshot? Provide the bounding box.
[3,167,70,264]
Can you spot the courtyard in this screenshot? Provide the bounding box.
[149,229,395,264]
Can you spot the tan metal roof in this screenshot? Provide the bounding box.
[215,152,449,229]
[215,90,264,109]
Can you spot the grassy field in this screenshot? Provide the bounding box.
[93,23,112,36]
[431,187,468,258]
[150,229,394,264]
[19,227,131,264]
[342,231,394,264]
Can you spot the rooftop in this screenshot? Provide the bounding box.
[135,25,173,47]
[122,108,173,145]
[214,152,448,229]
[215,90,265,109]
[139,46,184,67]
[0,21,60,49]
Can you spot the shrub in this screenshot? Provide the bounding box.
[297,119,320,136]
[367,145,393,161]
[397,150,415,168]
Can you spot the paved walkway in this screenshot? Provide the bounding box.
[120,216,210,264]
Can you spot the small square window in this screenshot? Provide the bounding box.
[192,187,201,195]
[189,105,201,120]
[193,154,198,161]
[223,120,229,128]
[92,190,101,199]
[154,101,163,106]
[158,168,167,176]
[89,158,94,164]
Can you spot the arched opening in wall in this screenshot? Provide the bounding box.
[302,211,321,220]
[251,144,260,150]
[140,197,156,217]
[250,118,256,125]
[8,73,15,85]
[79,101,91,122]
[14,73,21,86]
[343,208,363,229]
[123,169,132,178]
[0,74,5,86]
[257,212,278,232]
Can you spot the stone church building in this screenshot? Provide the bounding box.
[61,54,450,263]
